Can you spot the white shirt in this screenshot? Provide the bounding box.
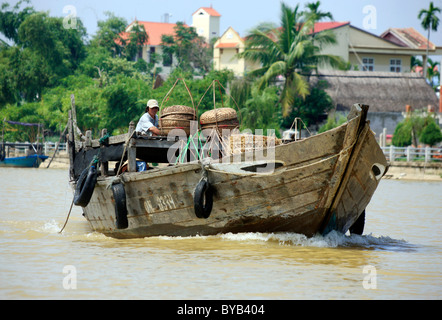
[135,112,159,136]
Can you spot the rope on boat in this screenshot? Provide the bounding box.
[288,117,312,138]
[59,133,110,233]
[116,130,135,176]
[59,198,74,234]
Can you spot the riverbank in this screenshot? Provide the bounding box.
[44,152,70,169]
[383,161,442,181]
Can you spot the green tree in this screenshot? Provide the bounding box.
[0,46,20,104]
[0,102,43,141]
[240,86,281,137]
[14,47,52,101]
[92,11,127,57]
[426,58,440,88]
[392,113,426,147]
[305,1,333,21]
[228,78,252,111]
[410,56,422,72]
[282,79,334,128]
[0,0,34,44]
[18,12,86,77]
[418,1,441,78]
[318,113,346,133]
[124,21,148,61]
[419,117,442,146]
[392,121,412,147]
[77,45,113,79]
[161,22,211,74]
[239,2,342,117]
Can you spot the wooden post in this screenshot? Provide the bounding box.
[70,94,84,141]
[382,128,387,147]
[127,121,137,172]
[67,110,75,180]
[85,130,92,149]
[100,128,108,176]
[46,123,68,169]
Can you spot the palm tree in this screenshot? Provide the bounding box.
[418,2,441,78]
[239,2,342,117]
[305,1,333,21]
[426,58,440,88]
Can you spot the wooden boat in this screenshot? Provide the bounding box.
[0,121,48,168]
[67,94,388,239]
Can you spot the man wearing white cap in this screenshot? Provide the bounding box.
[135,99,161,136]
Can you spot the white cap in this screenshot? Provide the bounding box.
[147,99,159,108]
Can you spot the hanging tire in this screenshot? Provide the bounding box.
[194,180,213,219]
[349,210,365,235]
[73,166,98,207]
[112,183,128,229]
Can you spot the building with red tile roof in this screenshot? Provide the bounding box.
[124,21,180,46]
[192,7,221,17]
[192,7,221,42]
[381,27,436,50]
[115,6,222,77]
[313,21,349,33]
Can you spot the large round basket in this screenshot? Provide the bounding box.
[159,118,193,136]
[159,118,193,128]
[159,105,196,136]
[200,108,237,125]
[160,105,196,120]
[160,126,191,136]
[201,119,240,137]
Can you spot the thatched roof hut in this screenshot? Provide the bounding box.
[312,70,439,113]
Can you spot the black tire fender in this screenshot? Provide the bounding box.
[73,166,98,207]
[194,180,213,219]
[112,183,128,229]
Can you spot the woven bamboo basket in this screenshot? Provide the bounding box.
[159,105,196,136]
[159,118,193,127]
[160,126,191,136]
[159,118,193,136]
[201,120,240,136]
[160,105,196,121]
[200,108,237,125]
[161,113,195,120]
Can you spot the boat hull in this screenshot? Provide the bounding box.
[0,154,48,168]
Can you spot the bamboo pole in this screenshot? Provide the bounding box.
[46,123,68,168]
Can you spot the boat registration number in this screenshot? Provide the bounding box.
[144,194,177,214]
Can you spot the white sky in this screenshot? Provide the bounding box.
[4,0,441,46]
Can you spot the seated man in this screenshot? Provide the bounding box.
[135,99,161,136]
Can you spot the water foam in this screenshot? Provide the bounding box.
[219,231,415,251]
[40,220,61,234]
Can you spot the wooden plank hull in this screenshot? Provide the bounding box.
[71,104,388,239]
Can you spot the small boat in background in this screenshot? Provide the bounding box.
[0,120,48,168]
[0,152,48,168]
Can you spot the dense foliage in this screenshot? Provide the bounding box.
[239,2,342,118]
[1,0,338,142]
[392,112,442,147]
